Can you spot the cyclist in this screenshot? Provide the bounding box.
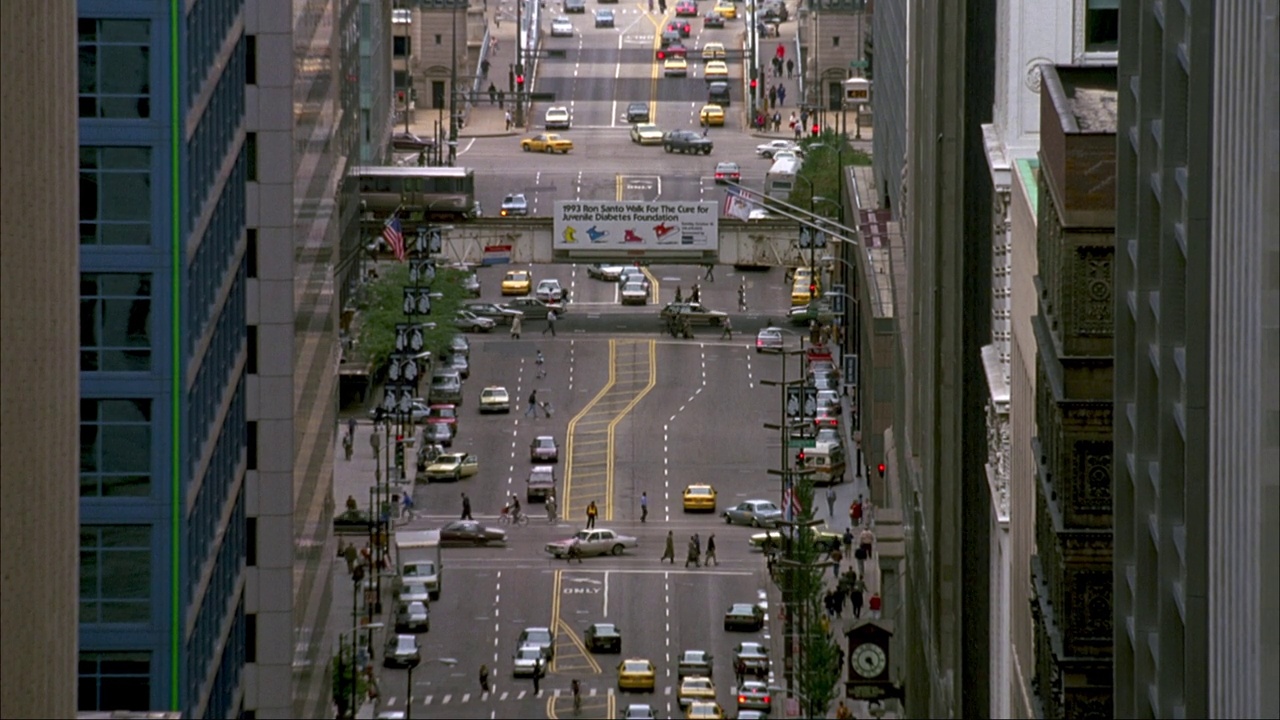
[506,494,523,521]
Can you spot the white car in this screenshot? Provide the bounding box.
[588,264,626,280]
[620,281,649,305]
[755,326,784,352]
[545,529,639,558]
[500,193,528,217]
[544,106,571,129]
[756,139,798,158]
[551,15,574,36]
[512,645,545,677]
[535,278,566,302]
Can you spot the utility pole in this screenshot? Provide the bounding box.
[514,0,525,128]
[448,0,459,165]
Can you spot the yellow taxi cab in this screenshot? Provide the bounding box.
[682,484,718,512]
[520,133,574,153]
[664,56,689,77]
[703,60,729,81]
[617,658,656,692]
[793,266,815,283]
[502,270,533,295]
[678,676,718,707]
[699,104,725,126]
[701,42,726,61]
[791,280,815,306]
[686,701,726,719]
[712,0,736,18]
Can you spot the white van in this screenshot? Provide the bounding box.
[765,155,800,199]
[809,441,847,485]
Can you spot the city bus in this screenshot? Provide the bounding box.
[764,155,800,199]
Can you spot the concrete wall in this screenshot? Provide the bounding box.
[0,1,81,716]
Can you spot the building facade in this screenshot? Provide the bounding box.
[1029,64,1116,720]
[0,1,81,716]
[1113,1,1280,717]
[359,0,395,164]
[799,0,869,119]
[980,1,1102,716]
[857,0,996,716]
[75,0,253,714]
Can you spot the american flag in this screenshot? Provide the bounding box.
[782,483,802,522]
[722,187,753,221]
[383,215,406,262]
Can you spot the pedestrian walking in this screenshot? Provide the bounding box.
[703,263,715,281]
[773,111,782,131]
[488,81,498,104]
[674,285,683,302]
[786,57,795,77]
[691,283,701,303]
[586,500,598,529]
[347,416,357,439]
[777,85,786,106]
[505,110,513,130]
[531,660,542,694]
[342,432,354,460]
[794,122,802,141]
[826,487,838,517]
[482,58,491,77]
[370,426,381,459]
[480,663,491,693]
[662,530,676,563]
[640,492,648,523]
[685,537,700,567]
[401,492,415,521]
[543,309,557,336]
[511,313,523,339]
[343,543,358,574]
[858,527,875,568]
[869,592,882,618]
[535,349,546,378]
[829,546,843,576]
[852,495,864,526]
[526,389,539,417]
[720,316,733,340]
[461,492,473,520]
[842,526,854,556]
[776,42,785,60]
[704,534,718,565]
[735,658,746,686]
[768,85,778,108]
[851,585,864,618]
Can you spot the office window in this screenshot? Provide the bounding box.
[80,147,151,246]
[435,34,442,44]
[246,325,258,374]
[81,273,153,371]
[80,399,152,497]
[393,36,411,56]
[78,19,150,118]
[80,525,152,623]
[1085,0,1119,52]
[246,34,257,84]
[79,651,151,711]
[246,228,258,278]
[246,132,258,182]
[833,36,840,47]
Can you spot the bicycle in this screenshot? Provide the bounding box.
[498,507,529,526]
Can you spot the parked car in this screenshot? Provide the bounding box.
[395,601,430,633]
[333,508,373,534]
[383,634,421,668]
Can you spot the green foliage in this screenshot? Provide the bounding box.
[356,262,472,373]
[787,131,872,216]
[331,640,367,718]
[790,471,843,717]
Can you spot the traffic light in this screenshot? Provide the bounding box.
[656,49,666,60]
[796,449,807,468]
[394,434,405,468]
[397,90,406,104]
[877,462,886,478]
[809,281,817,297]
[810,123,819,137]
[750,78,757,91]
[516,74,525,91]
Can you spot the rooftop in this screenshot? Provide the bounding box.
[1046,66,1119,134]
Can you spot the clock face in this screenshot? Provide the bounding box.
[852,642,886,678]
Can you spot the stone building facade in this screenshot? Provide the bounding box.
[1028,64,1116,719]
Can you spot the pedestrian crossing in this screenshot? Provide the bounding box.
[379,680,771,707]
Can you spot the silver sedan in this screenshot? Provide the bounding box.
[722,499,783,528]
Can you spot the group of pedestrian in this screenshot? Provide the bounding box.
[658,532,718,567]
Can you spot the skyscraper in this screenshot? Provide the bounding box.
[1113,1,1280,717]
[0,1,80,717]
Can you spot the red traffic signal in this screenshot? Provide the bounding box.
[796,450,807,467]
[750,78,757,89]
[877,463,886,477]
[809,282,817,296]
[810,123,819,137]
[516,74,525,87]
[397,90,406,103]
[656,50,666,60]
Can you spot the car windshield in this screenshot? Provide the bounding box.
[536,438,554,447]
[731,604,755,613]
[396,637,417,651]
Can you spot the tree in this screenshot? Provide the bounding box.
[788,130,873,214]
[356,262,472,375]
[790,473,843,718]
[331,637,367,719]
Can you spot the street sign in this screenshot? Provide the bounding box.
[844,354,859,387]
[849,60,869,69]
[788,437,816,449]
[831,283,846,314]
[786,386,818,419]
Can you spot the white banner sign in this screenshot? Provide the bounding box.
[554,201,719,253]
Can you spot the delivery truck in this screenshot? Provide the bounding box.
[395,530,443,600]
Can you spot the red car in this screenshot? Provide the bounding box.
[667,20,692,36]
[675,0,698,16]
[658,43,688,59]
[425,404,459,435]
